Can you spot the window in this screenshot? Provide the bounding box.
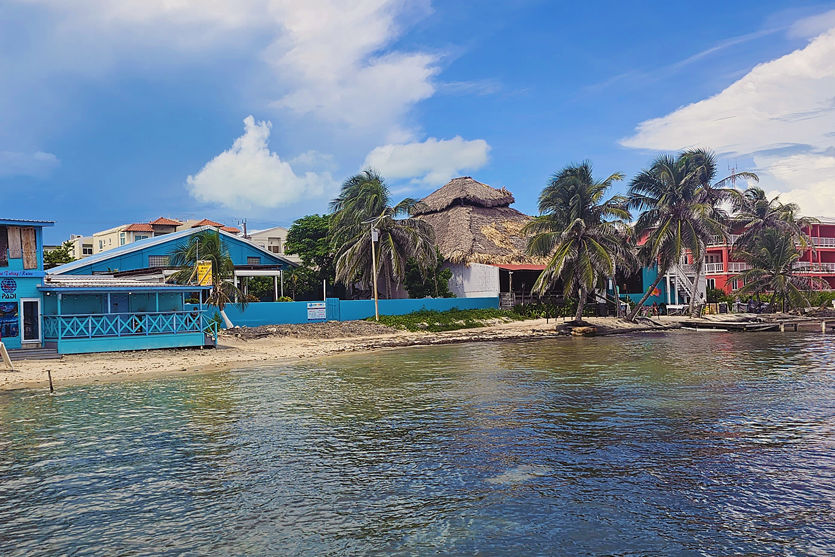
[120,232,126,246]
[731,280,738,290]
[98,240,103,250]
[247,256,260,265]
[148,255,170,267]
[269,246,281,254]
[82,245,93,255]
[707,278,716,290]
[135,235,150,241]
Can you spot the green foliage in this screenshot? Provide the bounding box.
[404,247,454,299]
[44,241,75,269]
[807,290,835,308]
[512,298,595,319]
[524,161,632,322]
[204,312,223,334]
[276,296,293,302]
[706,288,733,304]
[285,266,320,300]
[371,308,527,332]
[185,297,200,304]
[285,214,335,284]
[330,169,436,298]
[246,276,275,301]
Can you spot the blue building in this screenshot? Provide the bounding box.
[50,226,295,301]
[0,219,54,351]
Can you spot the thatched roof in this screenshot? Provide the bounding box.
[416,177,545,265]
[412,176,515,216]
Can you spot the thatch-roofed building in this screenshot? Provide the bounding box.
[415,177,547,301]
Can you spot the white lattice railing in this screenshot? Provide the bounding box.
[43,311,217,340]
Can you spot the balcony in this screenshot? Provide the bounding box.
[704,262,725,274]
[728,262,750,273]
[812,237,835,248]
[707,234,741,246]
[793,262,835,273]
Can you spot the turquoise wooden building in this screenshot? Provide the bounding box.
[0,219,54,352]
[1,218,217,356]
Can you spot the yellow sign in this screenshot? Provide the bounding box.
[196,260,213,286]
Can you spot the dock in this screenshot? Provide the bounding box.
[681,316,833,333]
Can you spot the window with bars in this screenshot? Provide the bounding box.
[148,255,170,267]
[247,256,261,265]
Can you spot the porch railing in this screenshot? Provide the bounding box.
[793,262,835,273]
[728,262,750,273]
[704,262,725,274]
[43,311,217,341]
[812,237,835,248]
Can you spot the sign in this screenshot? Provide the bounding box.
[0,270,45,278]
[196,260,213,286]
[0,278,16,301]
[307,302,327,321]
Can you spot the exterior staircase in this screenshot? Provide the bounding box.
[8,348,62,361]
[667,264,707,305]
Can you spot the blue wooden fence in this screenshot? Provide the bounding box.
[194,297,500,328]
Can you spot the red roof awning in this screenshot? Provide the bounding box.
[150,217,182,226]
[124,223,154,232]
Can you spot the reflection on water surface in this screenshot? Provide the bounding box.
[1,332,834,556]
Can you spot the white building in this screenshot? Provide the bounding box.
[246,226,301,264]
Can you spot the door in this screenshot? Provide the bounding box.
[21,298,41,344]
[110,294,129,314]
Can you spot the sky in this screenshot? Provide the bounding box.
[2,0,835,244]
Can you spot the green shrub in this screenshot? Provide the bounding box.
[185,297,200,304]
[204,312,223,333]
[277,296,294,302]
[370,308,528,332]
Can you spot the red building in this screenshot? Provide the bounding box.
[705,217,835,293]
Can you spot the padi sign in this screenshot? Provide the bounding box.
[1,278,17,300]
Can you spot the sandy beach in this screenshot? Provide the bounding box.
[1,317,678,391]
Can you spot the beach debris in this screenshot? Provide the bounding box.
[571,326,597,336]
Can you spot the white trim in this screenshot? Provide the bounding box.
[20,298,42,344]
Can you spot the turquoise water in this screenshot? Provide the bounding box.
[1,332,834,556]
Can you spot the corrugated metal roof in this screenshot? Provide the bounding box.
[41,276,202,289]
[48,226,297,274]
[0,218,55,226]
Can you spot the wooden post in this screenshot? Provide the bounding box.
[47,370,54,393]
[823,321,827,334]
[780,323,785,332]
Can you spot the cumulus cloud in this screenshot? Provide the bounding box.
[187,116,335,210]
[620,26,835,215]
[363,136,491,186]
[0,151,60,179]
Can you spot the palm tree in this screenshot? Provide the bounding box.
[168,229,246,328]
[732,186,816,253]
[626,151,739,321]
[730,228,828,312]
[678,149,758,315]
[524,161,633,323]
[329,170,437,298]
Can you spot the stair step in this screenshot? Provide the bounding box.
[8,349,63,361]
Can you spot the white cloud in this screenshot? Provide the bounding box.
[363,136,491,186]
[788,9,835,39]
[0,151,60,179]
[13,0,439,134]
[620,27,835,216]
[186,116,335,210]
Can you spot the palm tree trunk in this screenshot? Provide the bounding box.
[627,268,666,321]
[689,258,704,317]
[219,309,234,329]
[385,261,392,299]
[574,287,588,322]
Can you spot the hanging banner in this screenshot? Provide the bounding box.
[196,260,213,286]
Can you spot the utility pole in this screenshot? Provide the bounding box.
[370,224,379,321]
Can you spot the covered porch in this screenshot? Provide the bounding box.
[39,276,215,355]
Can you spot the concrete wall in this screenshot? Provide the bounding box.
[201,296,500,328]
[446,263,500,298]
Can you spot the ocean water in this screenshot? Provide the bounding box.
[1,332,834,556]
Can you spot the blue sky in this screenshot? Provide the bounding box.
[3,0,835,244]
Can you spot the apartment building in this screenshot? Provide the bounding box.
[704,217,835,293]
[246,226,300,264]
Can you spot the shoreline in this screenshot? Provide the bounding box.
[1,317,679,391]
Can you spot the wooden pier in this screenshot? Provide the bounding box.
[681,318,833,333]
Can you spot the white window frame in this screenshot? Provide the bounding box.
[20,298,42,344]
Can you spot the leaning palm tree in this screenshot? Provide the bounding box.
[678,149,758,315]
[524,161,634,323]
[168,229,246,328]
[732,186,816,253]
[330,170,437,298]
[626,152,731,321]
[730,228,828,312]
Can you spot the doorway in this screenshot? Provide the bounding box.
[21,298,41,344]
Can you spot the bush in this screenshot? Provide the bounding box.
[512,298,595,319]
[185,297,200,304]
[706,288,734,304]
[204,312,223,333]
[370,308,527,332]
[276,296,293,302]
